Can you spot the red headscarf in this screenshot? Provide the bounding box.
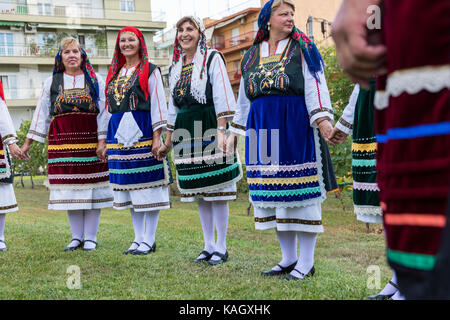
[0,79,4,102]
[105,27,150,105]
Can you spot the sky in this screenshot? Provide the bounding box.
[151,0,262,32]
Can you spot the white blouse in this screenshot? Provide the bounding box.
[166,51,237,130]
[230,38,334,136]
[336,84,360,135]
[0,98,18,145]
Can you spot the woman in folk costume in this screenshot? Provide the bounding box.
[227,0,337,280]
[104,27,170,255]
[331,80,400,299]
[0,81,27,251]
[158,16,242,265]
[22,37,113,252]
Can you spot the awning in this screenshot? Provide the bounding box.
[0,21,25,27]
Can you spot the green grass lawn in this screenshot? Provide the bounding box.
[0,177,391,300]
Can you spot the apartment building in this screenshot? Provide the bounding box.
[204,8,260,96]
[0,0,169,129]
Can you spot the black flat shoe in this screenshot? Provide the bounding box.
[0,240,7,252]
[82,240,98,252]
[123,242,140,255]
[207,251,229,266]
[284,266,315,281]
[368,281,400,300]
[132,242,156,255]
[64,239,83,252]
[261,262,297,276]
[193,250,213,263]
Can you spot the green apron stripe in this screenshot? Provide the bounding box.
[48,156,99,164]
[178,162,239,181]
[249,186,321,198]
[387,249,436,271]
[352,159,377,167]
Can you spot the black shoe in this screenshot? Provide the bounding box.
[64,239,83,252]
[0,240,7,252]
[132,242,156,255]
[284,266,315,281]
[82,240,98,252]
[193,250,213,263]
[368,281,400,300]
[261,262,297,276]
[207,251,229,266]
[123,242,140,255]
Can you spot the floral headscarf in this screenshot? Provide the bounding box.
[53,46,100,106]
[254,0,325,82]
[169,16,210,104]
[105,27,150,103]
[0,80,4,102]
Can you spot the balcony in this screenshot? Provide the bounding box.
[0,3,103,19]
[211,31,257,55]
[0,44,170,65]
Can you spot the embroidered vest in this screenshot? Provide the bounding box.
[106,63,158,114]
[172,51,221,108]
[241,39,305,101]
[50,72,98,116]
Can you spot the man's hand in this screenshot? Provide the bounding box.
[331,0,386,88]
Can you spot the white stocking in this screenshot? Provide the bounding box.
[211,201,229,260]
[129,208,145,251]
[290,232,317,278]
[0,214,6,250]
[197,199,215,259]
[83,209,101,250]
[137,210,159,251]
[67,210,84,247]
[271,230,298,271]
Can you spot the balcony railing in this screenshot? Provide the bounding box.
[0,44,169,60]
[211,31,257,51]
[0,3,104,19]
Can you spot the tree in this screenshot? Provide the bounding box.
[13,120,48,189]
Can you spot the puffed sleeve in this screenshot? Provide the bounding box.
[229,77,250,136]
[0,98,18,145]
[209,52,236,121]
[336,84,360,135]
[96,74,110,140]
[148,68,168,132]
[303,55,334,127]
[27,76,52,143]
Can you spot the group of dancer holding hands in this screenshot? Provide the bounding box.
[2,0,448,299]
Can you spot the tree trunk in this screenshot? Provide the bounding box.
[247,203,252,216]
[20,171,25,188]
[30,175,34,189]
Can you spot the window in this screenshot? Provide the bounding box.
[231,27,240,46]
[37,2,51,15]
[120,0,135,13]
[0,75,18,99]
[0,33,14,56]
